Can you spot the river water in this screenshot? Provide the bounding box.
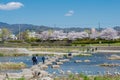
[0,53,120,75]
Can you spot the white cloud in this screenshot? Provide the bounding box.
[65,10,74,16]
[0,2,24,10]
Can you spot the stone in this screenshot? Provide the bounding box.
[51,65,60,69]
[84,60,90,62]
[22,69,33,79]
[40,70,48,77]
[75,60,82,63]
[0,74,6,80]
[40,77,53,80]
[40,65,48,70]
[6,73,22,79]
[56,62,63,65]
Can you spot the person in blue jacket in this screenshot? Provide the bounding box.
[32,55,38,65]
[42,56,45,64]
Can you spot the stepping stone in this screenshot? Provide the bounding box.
[84,60,90,62]
[51,65,60,69]
[40,65,48,70]
[56,62,63,65]
[40,77,53,80]
[75,60,82,63]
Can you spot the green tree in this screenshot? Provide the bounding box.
[17,30,30,40]
[1,28,11,41]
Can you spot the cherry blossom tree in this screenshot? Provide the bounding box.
[99,28,118,40]
[67,31,88,40]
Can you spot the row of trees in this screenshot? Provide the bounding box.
[35,28,119,40]
[0,27,120,42]
[0,28,30,41]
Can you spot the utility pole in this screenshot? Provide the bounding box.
[98,22,101,44]
[98,22,101,32]
[19,24,21,40]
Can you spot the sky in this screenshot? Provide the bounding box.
[0,0,120,28]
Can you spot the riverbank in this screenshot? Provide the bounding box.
[54,74,120,80]
[0,46,120,57]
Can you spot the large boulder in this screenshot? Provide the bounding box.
[22,69,33,79]
[39,70,48,77]
[6,73,22,79]
[0,74,6,80]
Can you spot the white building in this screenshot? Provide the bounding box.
[9,34,17,40]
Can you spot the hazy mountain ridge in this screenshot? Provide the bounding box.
[0,22,54,34]
[0,22,119,34]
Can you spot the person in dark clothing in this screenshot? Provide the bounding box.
[32,55,38,65]
[67,52,73,59]
[68,52,72,56]
[42,56,45,64]
[95,47,97,51]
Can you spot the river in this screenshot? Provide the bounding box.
[0,53,120,75]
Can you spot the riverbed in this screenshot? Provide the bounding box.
[0,53,120,75]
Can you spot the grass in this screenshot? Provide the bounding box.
[3,73,120,80]
[8,78,25,80]
[99,63,119,67]
[0,53,28,57]
[91,43,120,46]
[54,73,89,80]
[54,74,120,80]
[33,53,55,56]
[0,53,4,56]
[94,75,120,80]
[28,47,76,53]
[28,47,84,53]
[0,48,28,57]
[76,53,92,57]
[0,62,26,70]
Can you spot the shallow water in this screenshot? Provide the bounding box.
[0,53,120,75]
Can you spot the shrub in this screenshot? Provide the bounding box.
[0,53,4,56]
[31,43,39,46]
[7,40,23,43]
[8,77,25,80]
[0,62,26,70]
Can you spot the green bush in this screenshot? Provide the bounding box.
[31,43,39,46]
[84,76,90,80]
[7,40,23,43]
[94,76,103,80]
[0,53,4,56]
[8,77,25,80]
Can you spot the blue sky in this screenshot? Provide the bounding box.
[0,0,120,28]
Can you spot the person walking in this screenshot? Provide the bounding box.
[42,56,45,64]
[32,55,38,65]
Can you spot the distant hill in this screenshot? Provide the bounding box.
[0,22,119,34]
[0,22,54,34]
[114,26,120,31]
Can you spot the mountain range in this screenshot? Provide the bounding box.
[0,22,120,34]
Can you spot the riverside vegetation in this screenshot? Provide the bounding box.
[1,38,120,47]
[54,73,120,80]
[0,62,26,70]
[6,74,120,80]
